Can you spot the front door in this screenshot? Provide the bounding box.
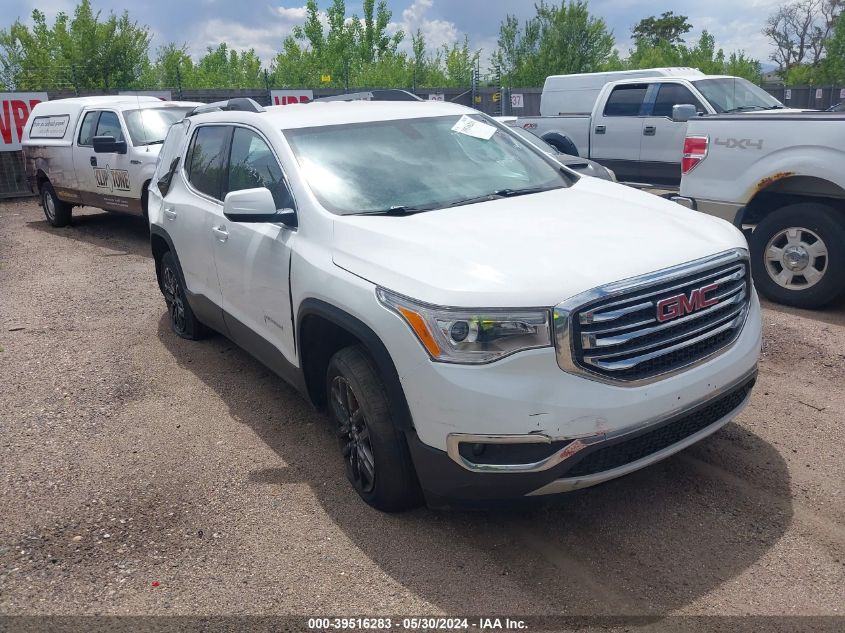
[211,126,298,365]
[75,110,139,213]
[639,82,707,187]
[589,83,648,183]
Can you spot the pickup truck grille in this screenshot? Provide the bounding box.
[554,250,751,384]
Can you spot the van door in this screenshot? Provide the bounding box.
[74,110,140,214]
[639,82,707,186]
[589,83,648,183]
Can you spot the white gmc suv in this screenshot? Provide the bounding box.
[148,98,762,511]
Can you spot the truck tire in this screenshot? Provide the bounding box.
[326,345,422,512]
[749,202,845,309]
[160,251,208,340]
[541,133,579,157]
[40,181,72,227]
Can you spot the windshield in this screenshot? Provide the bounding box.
[283,114,569,215]
[124,107,193,145]
[693,78,783,113]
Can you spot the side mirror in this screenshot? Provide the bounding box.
[223,187,297,227]
[671,104,698,123]
[93,135,128,154]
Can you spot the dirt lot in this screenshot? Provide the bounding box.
[0,199,843,623]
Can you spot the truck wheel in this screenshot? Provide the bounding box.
[160,251,208,340]
[41,182,72,227]
[326,345,422,512]
[749,202,845,309]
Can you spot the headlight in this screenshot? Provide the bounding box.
[376,288,551,364]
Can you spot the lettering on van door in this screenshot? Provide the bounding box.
[93,165,131,192]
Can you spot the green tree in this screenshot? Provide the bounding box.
[821,12,845,83]
[0,0,151,90]
[631,11,692,47]
[193,43,263,88]
[493,1,615,87]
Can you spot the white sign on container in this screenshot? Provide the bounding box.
[428,94,445,101]
[784,89,792,100]
[271,90,314,105]
[510,93,524,109]
[840,88,845,99]
[816,88,823,99]
[0,92,48,152]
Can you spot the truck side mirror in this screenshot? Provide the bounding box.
[223,187,298,228]
[92,135,128,154]
[671,104,698,123]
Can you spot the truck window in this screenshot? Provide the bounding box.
[603,85,648,117]
[78,111,99,146]
[652,84,705,117]
[95,111,125,142]
[185,125,231,201]
[227,127,294,210]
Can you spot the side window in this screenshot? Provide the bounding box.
[186,125,231,201]
[652,84,705,118]
[154,121,188,197]
[78,111,99,146]
[95,111,125,142]
[603,84,648,117]
[227,127,295,210]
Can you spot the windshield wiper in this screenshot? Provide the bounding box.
[724,105,766,113]
[444,186,559,209]
[350,205,432,217]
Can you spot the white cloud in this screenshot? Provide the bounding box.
[390,0,460,52]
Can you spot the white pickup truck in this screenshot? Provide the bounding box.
[515,68,795,186]
[674,111,845,308]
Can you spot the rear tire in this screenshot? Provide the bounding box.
[41,181,72,227]
[749,202,845,309]
[326,345,422,512]
[160,251,208,340]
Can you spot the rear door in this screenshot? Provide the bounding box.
[639,82,707,186]
[589,83,648,182]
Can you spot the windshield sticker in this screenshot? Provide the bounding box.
[451,115,496,141]
[29,115,70,139]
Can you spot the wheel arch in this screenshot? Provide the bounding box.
[150,225,177,293]
[297,299,414,431]
[540,132,579,157]
[742,175,845,226]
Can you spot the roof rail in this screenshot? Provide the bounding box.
[187,97,266,117]
[315,89,423,103]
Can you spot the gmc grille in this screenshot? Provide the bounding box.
[554,250,751,384]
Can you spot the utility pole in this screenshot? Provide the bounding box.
[176,63,183,100]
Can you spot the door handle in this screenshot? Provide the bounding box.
[643,126,656,136]
[212,225,229,242]
[163,207,177,221]
[595,125,606,134]
[90,156,97,166]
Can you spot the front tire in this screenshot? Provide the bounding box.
[41,181,72,227]
[749,203,845,309]
[160,251,208,340]
[326,345,422,512]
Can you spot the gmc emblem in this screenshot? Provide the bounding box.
[656,284,719,322]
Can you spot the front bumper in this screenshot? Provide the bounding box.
[408,367,757,505]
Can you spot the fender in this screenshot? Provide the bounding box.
[297,299,414,431]
[541,132,579,157]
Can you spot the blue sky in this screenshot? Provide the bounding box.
[6,0,782,68]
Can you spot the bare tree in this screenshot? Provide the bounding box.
[763,0,842,71]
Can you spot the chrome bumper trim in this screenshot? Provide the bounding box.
[445,364,757,474]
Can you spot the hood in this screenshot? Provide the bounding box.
[332,177,747,307]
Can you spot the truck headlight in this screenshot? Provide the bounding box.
[376,288,551,364]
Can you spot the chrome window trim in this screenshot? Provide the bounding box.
[554,248,751,386]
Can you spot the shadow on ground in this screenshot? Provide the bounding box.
[27,209,152,259]
[157,313,794,616]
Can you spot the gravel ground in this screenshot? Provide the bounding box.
[0,200,843,622]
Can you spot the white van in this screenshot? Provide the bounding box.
[540,67,704,116]
[21,96,201,226]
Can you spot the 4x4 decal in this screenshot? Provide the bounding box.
[714,137,764,150]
